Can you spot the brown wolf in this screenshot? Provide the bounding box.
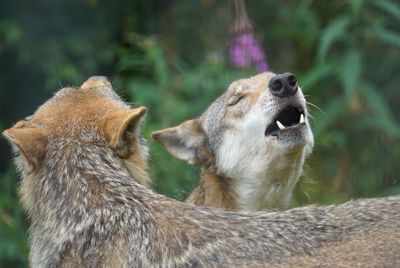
[152,72,314,210]
[3,76,400,267]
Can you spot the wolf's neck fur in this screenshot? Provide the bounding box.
[233,150,307,211]
[185,170,240,210]
[186,150,306,211]
[21,138,160,267]
[21,139,153,219]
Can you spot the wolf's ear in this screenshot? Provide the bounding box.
[81,76,112,90]
[2,125,47,173]
[151,119,205,165]
[101,107,147,158]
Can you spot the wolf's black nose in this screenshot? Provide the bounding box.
[269,73,298,98]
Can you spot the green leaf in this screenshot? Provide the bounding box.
[141,38,169,88]
[313,97,347,139]
[372,0,400,22]
[377,185,400,197]
[359,82,400,137]
[350,0,364,16]
[337,50,362,100]
[299,62,335,92]
[372,27,400,47]
[317,16,351,62]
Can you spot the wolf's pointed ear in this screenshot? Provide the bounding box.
[2,125,47,173]
[151,119,205,165]
[101,107,147,158]
[81,76,112,90]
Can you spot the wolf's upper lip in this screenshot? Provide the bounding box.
[265,105,305,136]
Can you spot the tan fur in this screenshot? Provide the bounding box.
[185,171,239,210]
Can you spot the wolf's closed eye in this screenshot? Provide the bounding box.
[227,95,244,106]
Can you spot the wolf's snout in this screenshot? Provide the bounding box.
[269,73,298,98]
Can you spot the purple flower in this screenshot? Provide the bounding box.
[230,32,269,72]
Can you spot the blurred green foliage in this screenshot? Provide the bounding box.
[0,0,399,266]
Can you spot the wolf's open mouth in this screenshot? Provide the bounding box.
[265,105,305,136]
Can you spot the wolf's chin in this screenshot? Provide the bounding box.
[266,125,313,154]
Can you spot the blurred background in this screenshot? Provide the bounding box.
[0,0,399,266]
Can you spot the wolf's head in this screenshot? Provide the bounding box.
[3,77,149,212]
[152,72,314,209]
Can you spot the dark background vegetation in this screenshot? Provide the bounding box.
[0,0,399,266]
